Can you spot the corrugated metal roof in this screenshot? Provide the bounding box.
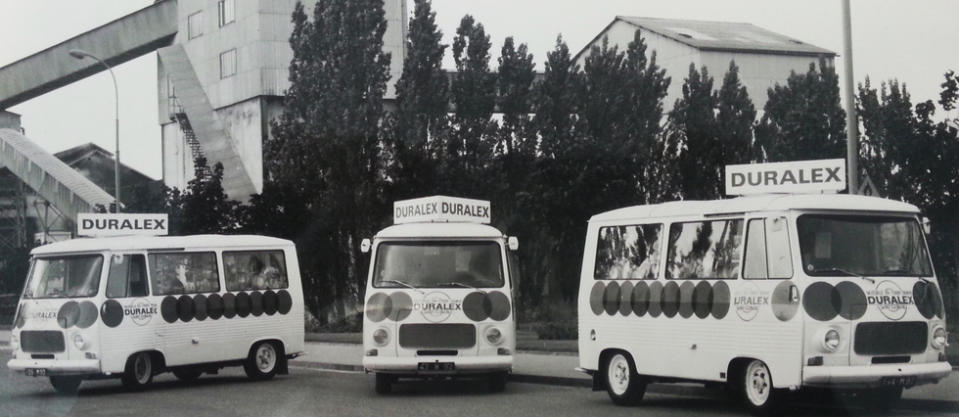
[616,16,835,56]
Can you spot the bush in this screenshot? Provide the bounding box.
[533,321,578,340]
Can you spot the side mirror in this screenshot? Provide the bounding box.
[922,217,931,235]
[360,238,371,254]
[507,236,519,251]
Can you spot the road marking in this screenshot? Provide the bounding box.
[289,365,364,375]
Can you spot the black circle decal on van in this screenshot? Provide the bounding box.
[711,281,730,319]
[250,292,264,317]
[488,291,511,321]
[160,296,179,323]
[389,291,413,321]
[277,290,293,315]
[631,282,649,316]
[263,290,279,316]
[589,282,606,315]
[803,282,840,321]
[193,294,208,321]
[207,293,224,320]
[102,299,124,328]
[771,281,799,322]
[57,301,80,329]
[678,281,695,319]
[836,281,866,320]
[463,291,488,321]
[222,293,237,318]
[235,292,252,318]
[177,295,195,322]
[618,281,634,316]
[647,281,663,317]
[603,281,621,315]
[661,281,680,318]
[77,301,98,329]
[692,281,712,319]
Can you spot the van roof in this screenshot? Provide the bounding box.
[591,194,920,222]
[31,234,294,255]
[376,223,504,239]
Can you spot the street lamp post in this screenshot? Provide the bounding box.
[68,48,121,213]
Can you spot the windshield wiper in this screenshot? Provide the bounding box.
[883,269,930,283]
[379,279,422,293]
[439,282,477,290]
[814,268,874,284]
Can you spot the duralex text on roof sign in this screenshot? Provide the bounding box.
[77,213,169,237]
[724,158,846,196]
[393,195,491,224]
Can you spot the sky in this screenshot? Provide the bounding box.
[1,0,957,181]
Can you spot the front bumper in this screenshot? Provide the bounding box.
[7,357,101,376]
[363,355,513,375]
[803,361,951,388]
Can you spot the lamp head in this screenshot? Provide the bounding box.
[68,49,87,60]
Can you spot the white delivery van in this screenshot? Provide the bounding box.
[577,192,951,413]
[361,196,519,393]
[7,235,305,393]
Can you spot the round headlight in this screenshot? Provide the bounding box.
[823,329,840,352]
[372,328,389,347]
[485,327,503,345]
[73,333,87,350]
[932,327,947,350]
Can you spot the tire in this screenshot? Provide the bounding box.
[860,386,903,412]
[49,375,82,395]
[604,352,646,406]
[173,368,203,382]
[374,373,393,394]
[121,352,154,390]
[488,371,508,393]
[740,359,783,415]
[244,341,279,380]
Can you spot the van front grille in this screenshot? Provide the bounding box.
[854,322,927,356]
[399,324,475,349]
[20,331,65,353]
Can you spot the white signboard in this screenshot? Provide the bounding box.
[394,196,490,224]
[725,159,846,196]
[77,213,169,237]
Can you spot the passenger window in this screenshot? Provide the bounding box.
[149,252,220,295]
[666,219,744,279]
[223,250,289,291]
[106,254,149,298]
[742,217,793,279]
[594,224,663,280]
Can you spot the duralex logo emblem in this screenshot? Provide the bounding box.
[414,292,462,323]
[734,282,769,321]
[867,280,913,321]
[31,302,56,320]
[124,298,158,326]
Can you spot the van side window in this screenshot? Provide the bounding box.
[743,217,793,279]
[223,250,289,291]
[149,252,220,295]
[106,254,149,298]
[666,219,744,279]
[594,224,663,280]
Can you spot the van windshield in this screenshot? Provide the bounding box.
[372,241,504,288]
[22,255,104,299]
[797,215,933,277]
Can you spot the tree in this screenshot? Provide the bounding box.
[167,157,240,235]
[754,59,845,162]
[715,61,756,167]
[266,0,392,320]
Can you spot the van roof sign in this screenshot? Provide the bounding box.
[393,196,491,224]
[725,158,846,196]
[77,213,169,237]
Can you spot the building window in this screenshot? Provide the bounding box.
[218,0,235,27]
[187,11,203,39]
[220,49,237,79]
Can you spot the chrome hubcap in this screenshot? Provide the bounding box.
[746,361,770,405]
[608,355,630,395]
[256,344,276,372]
[135,354,150,383]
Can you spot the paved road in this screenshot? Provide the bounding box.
[1,352,957,417]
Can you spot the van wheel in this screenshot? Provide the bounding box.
[374,373,393,394]
[740,359,782,415]
[121,352,154,390]
[488,371,508,392]
[173,368,203,382]
[604,352,646,406]
[49,376,82,395]
[244,341,278,380]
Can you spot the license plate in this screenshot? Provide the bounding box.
[880,375,916,387]
[25,368,47,377]
[417,362,455,372]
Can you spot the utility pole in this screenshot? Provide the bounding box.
[842,0,859,194]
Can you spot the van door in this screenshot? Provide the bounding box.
[99,253,156,373]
